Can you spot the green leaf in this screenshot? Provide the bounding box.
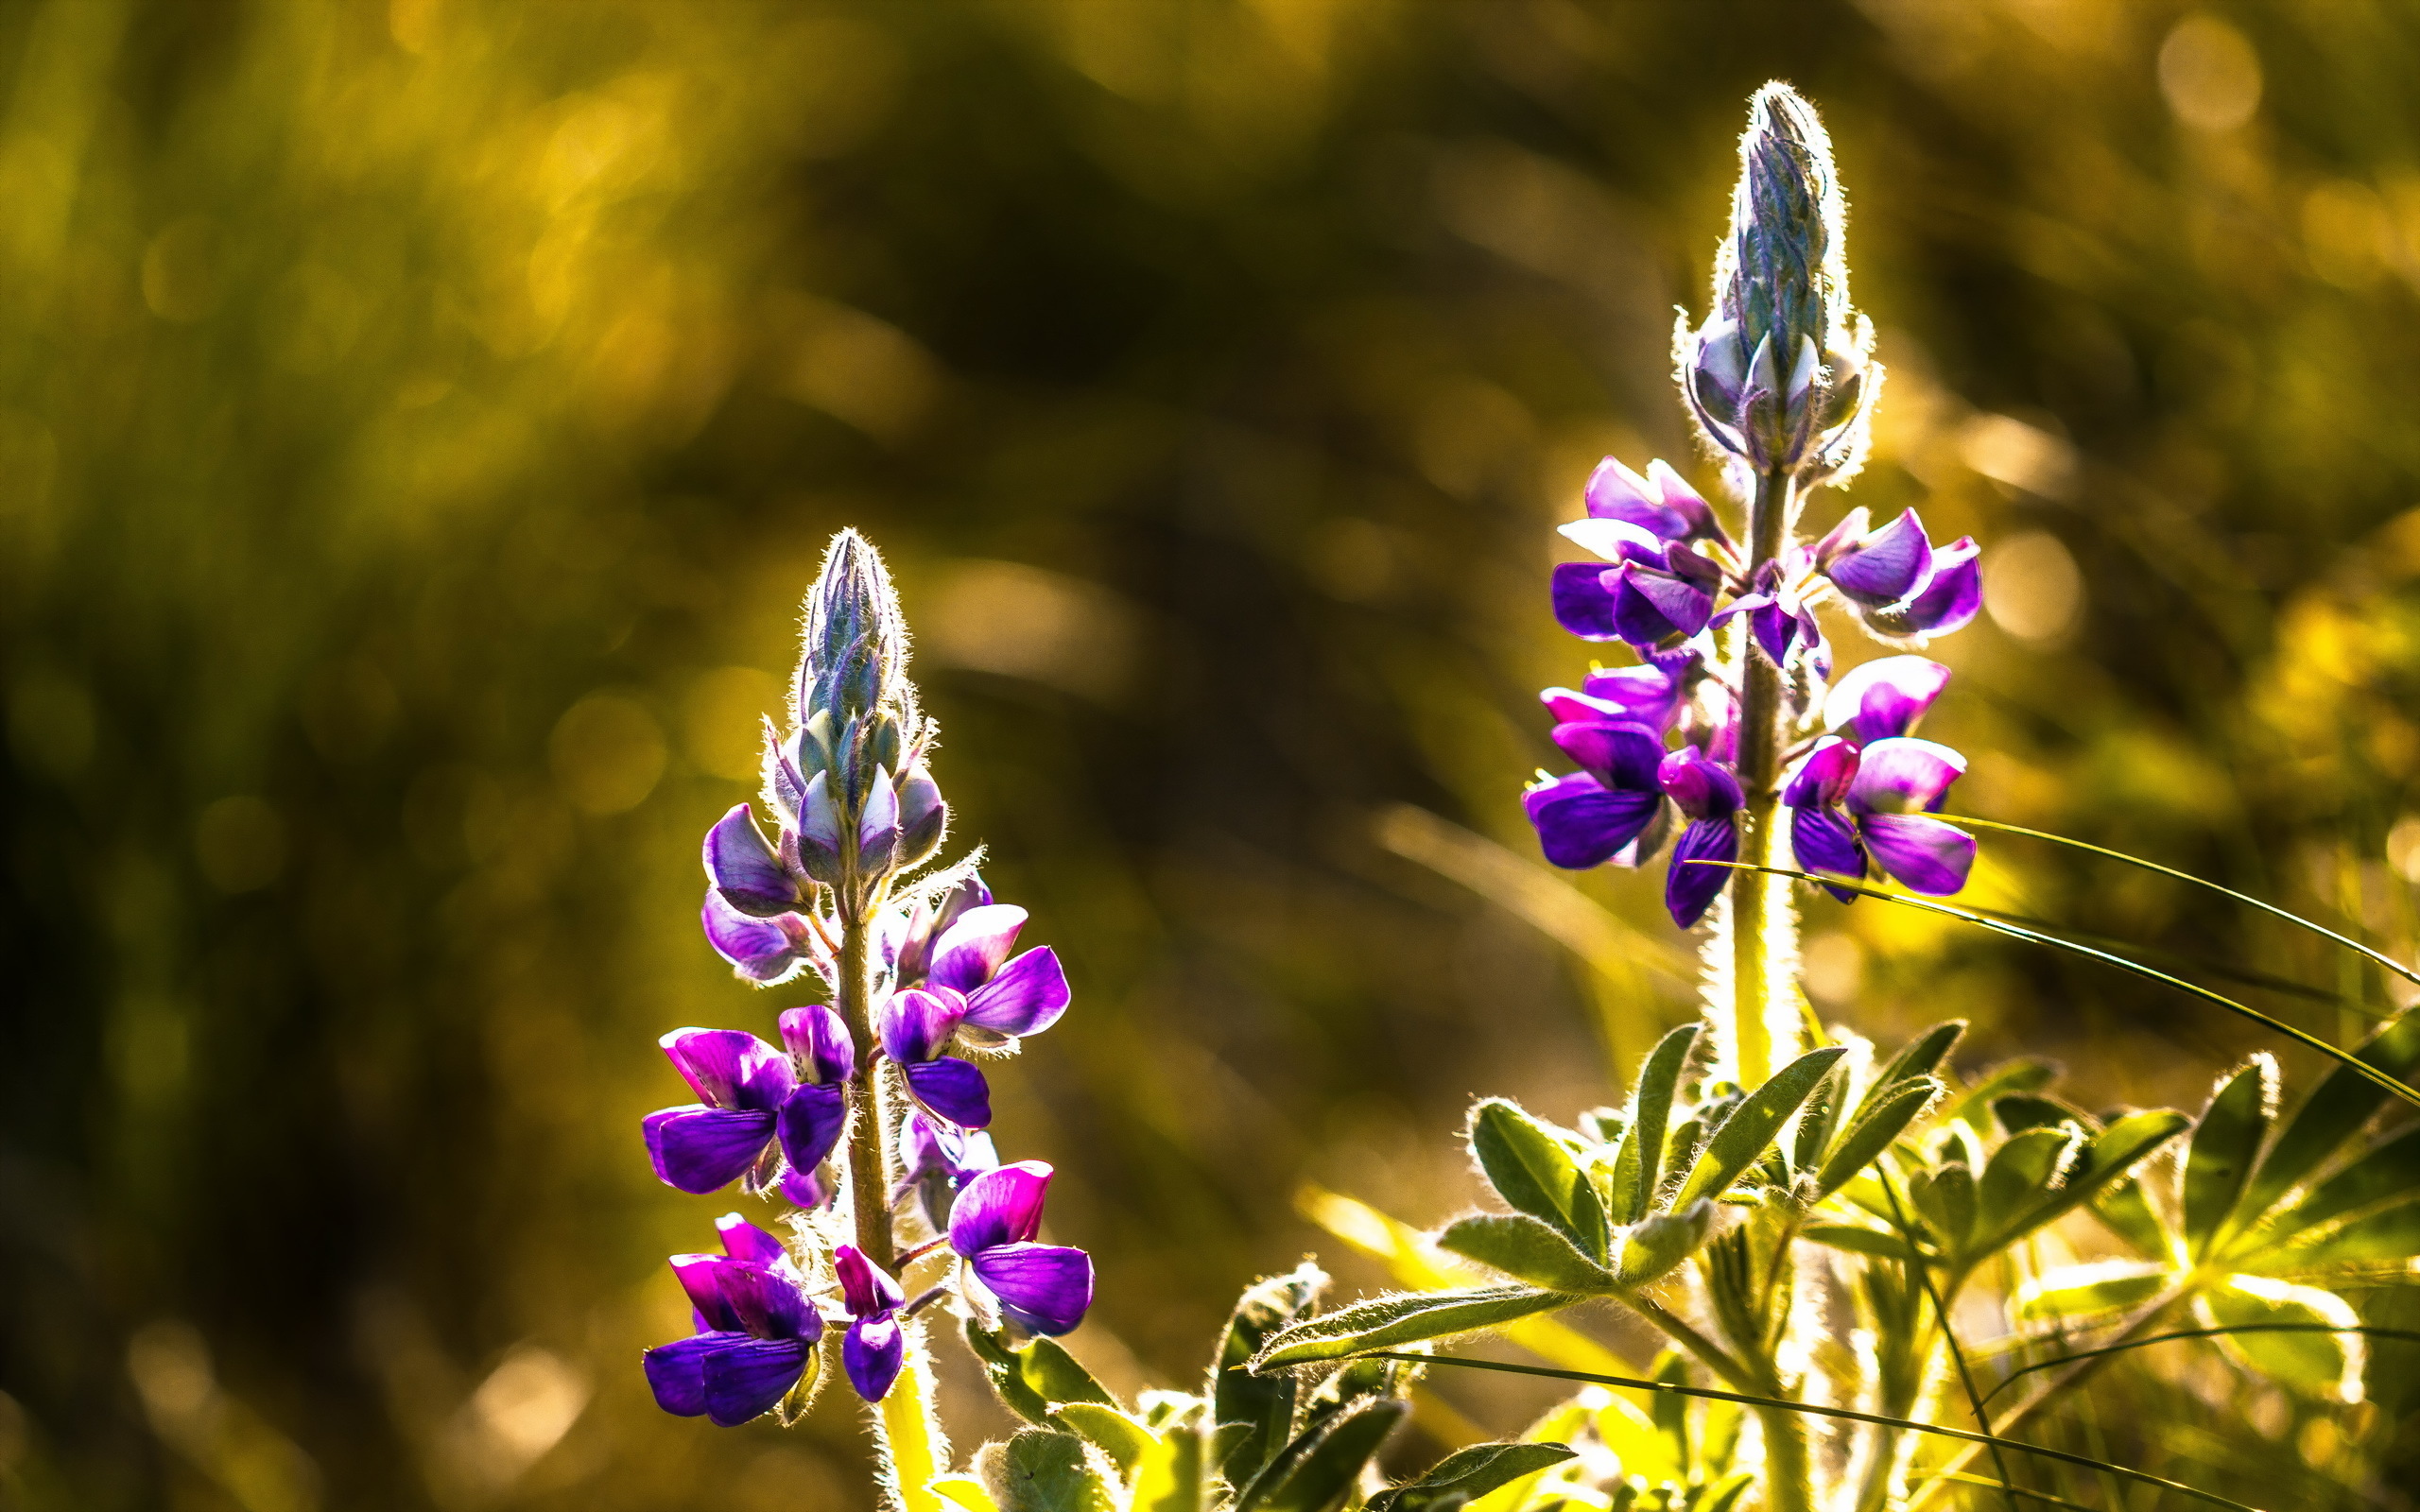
[1470,1100,1610,1263]
[1052,1404,1155,1476]
[2088,1174,2171,1259]
[1945,1058,2059,1129]
[2258,1193,2420,1268]
[1854,1021,1965,1125]
[1250,1287,1575,1370]
[1817,1076,1943,1195]
[1611,1023,1701,1225]
[1802,1222,1926,1263]
[2238,1007,2420,1229]
[1671,1047,1848,1210]
[1610,1200,1714,1287]
[932,1475,1001,1512]
[969,1321,1117,1427]
[1236,1399,1409,1512]
[2183,1057,2276,1260]
[1975,1125,2084,1249]
[1367,1442,1578,1512]
[1792,1057,1851,1178]
[1214,1264,1325,1487]
[980,1431,1117,1512]
[1697,1472,1756,1512]
[1438,1215,1615,1292]
[1130,1401,1207,1512]
[1992,1093,2095,1135]
[1911,1164,1976,1251]
[2012,1262,2168,1322]
[2256,1123,2420,1240]
[1996,1108,2191,1248]
[2200,1276,2364,1401]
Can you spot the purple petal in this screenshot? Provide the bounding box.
[779,1162,833,1209]
[716,1214,789,1269]
[1901,537,1981,635]
[1549,720,1666,792]
[879,988,966,1064]
[1656,748,1743,821]
[660,1029,794,1111]
[701,888,807,983]
[951,1160,1053,1255]
[971,1244,1094,1336]
[1847,737,1966,816]
[905,1057,992,1129]
[1824,508,1933,607]
[1612,565,1712,644]
[1781,739,1859,809]
[703,805,800,918]
[844,1314,907,1400]
[856,764,899,866]
[1824,656,1952,744]
[778,1005,856,1087]
[721,1261,820,1341]
[1584,456,1691,539]
[700,1336,812,1427]
[645,1332,741,1418]
[1789,805,1866,902]
[929,904,1028,995]
[1749,598,1797,667]
[798,771,842,873]
[1665,816,1737,928]
[645,1107,777,1194]
[1523,772,1663,870]
[762,716,804,821]
[835,1244,906,1319]
[1858,813,1977,896]
[776,1082,848,1176]
[1647,458,1724,543]
[962,948,1071,1038]
[1550,562,1626,641]
[670,1253,747,1333]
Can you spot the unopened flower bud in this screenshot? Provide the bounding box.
[856,765,900,877]
[799,529,908,726]
[896,763,946,868]
[798,770,845,885]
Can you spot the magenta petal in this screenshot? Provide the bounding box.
[779,1163,832,1210]
[951,1161,1053,1254]
[1858,813,1977,895]
[776,1082,848,1175]
[1902,537,1981,635]
[1524,772,1662,870]
[835,1244,905,1318]
[1824,656,1951,744]
[716,1214,788,1269]
[971,1244,1094,1336]
[905,1057,992,1129]
[645,1107,777,1194]
[1549,720,1666,791]
[1664,816,1737,928]
[1825,508,1934,607]
[701,889,806,983]
[778,1005,855,1086]
[661,1029,795,1111]
[879,988,966,1064]
[1848,737,1967,816]
[1789,805,1866,902]
[1584,456,1690,539]
[645,1332,737,1418]
[670,1253,747,1333]
[700,1337,812,1427]
[1551,562,1626,641]
[1657,748,1743,821]
[1781,739,1859,809]
[961,948,1071,1038]
[844,1314,907,1400]
[718,1261,820,1341]
[703,805,800,918]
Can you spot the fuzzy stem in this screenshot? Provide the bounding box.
[1729,466,1800,1088]
[870,1318,951,1512]
[837,895,898,1272]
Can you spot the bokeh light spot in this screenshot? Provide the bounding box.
[2159,15,2261,133]
[547,693,666,816]
[196,796,288,893]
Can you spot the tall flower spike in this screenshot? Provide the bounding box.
[800,528,909,728]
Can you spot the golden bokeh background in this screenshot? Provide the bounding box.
[3,1,2417,1506]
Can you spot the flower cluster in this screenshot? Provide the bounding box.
[639,532,1092,1427]
[1525,85,1983,924]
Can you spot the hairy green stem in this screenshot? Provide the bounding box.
[1730,466,1798,1089]
[837,893,896,1271]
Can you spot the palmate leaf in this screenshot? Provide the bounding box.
[1468,1100,1611,1263]
[1612,1023,1702,1224]
[2248,1123,2420,1245]
[1817,1076,1943,1195]
[1854,1020,1966,1125]
[1235,1398,1408,1512]
[2198,1277,2365,1401]
[1979,1321,2420,1406]
[1671,1046,1846,1208]
[968,1321,1117,1427]
[1249,1287,1576,1370]
[1365,1441,1577,1512]
[2011,1261,2169,1323]
[2183,1056,2276,1260]
[2232,1006,2420,1229]
[1213,1264,1325,1488]
[1973,1124,2084,1250]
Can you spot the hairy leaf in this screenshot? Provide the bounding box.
[1366,1442,1577,1512]
[1469,1100,1610,1262]
[1236,1399,1408,1512]
[2012,1261,2167,1322]
[2238,1008,2420,1228]
[2088,1174,2171,1259]
[1251,1287,1575,1370]
[1612,1023,1702,1224]
[1912,1164,1976,1251]
[1611,1200,1715,1287]
[1817,1076,1943,1195]
[1945,1058,2059,1128]
[1854,1020,1965,1126]
[1990,1109,2191,1251]
[931,1475,1001,1512]
[2200,1276,2364,1401]
[980,1431,1117,1512]
[1214,1264,1325,1487]
[1130,1402,1207,1512]
[1793,1058,1851,1178]
[1438,1215,1615,1292]
[1672,1047,1847,1209]
[969,1321,1116,1427]
[2183,1057,2276,1260]
[2253,1124,2420,1242]
[1803,1222,1926,1262]
[1052,1404,1155,1476]
[1975,1125,2083,1249]
[2256,1194,2420,1269]
[1993,1093,2094,1135]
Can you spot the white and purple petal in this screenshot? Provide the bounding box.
[701,889,808,984]
[961,948,1071,1038]
[835,1244,905,1319]
[645,1106,778,1194]
[1858,813,1977,896]
[843,1314,907,1401]
[950,1160,1054,1255]
[879,988,967,1065]
[778,1005,856,1087]
[1559,516,1675,565]
[1583,456,1691,539]
[1824,656,1951,744]
[702,805,800,918]
[1781,738,1859,810]
[970,1243,1095,1336]
[1523,772,1663,871]
[904,1057,992,1129]
[715,1214,789,1270]
[1664,816,1737,928]
[1824,508,1934,607]
[1847,737,1967,816]
[928,904,1028,995]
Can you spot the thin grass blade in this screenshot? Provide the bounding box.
[1979,1322,2420,1405]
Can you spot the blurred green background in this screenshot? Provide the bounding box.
[5,0,2420,1506]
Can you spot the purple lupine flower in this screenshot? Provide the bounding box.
[888,875,996,989]
[1814,509,1983,641]
[878,988,994,1129]
[894,1108,999,1231]
[1551,519,1723,648]
[1523,720,1670,870]
[1658,747,1744,928]
[1583,456,1731,549]
[1541,647,1702,731]
[701,887,828,986]
[644,1215,822,1427]
[1715,548,1829,685]
[1784,735,1976,897]
[642,1006,855,1198]
[1868,535,1980,639]
[833,1244,908,1401]
[1823,655,1951,745]
[907,903,1071,1050]
[949,1161,1093,1336]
